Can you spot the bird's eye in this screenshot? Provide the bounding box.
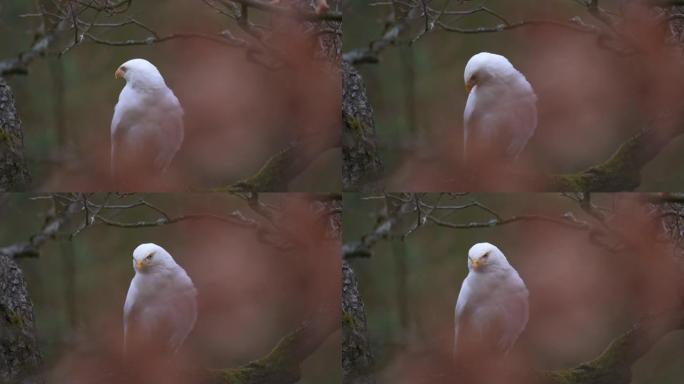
[146,254,153,260]
[482,252,489,258]
[120,66,127,72]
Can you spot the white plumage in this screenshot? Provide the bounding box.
[463,52,537,162]
[123,243,197,355]
[111,58,184,184]
[454,242,529,357]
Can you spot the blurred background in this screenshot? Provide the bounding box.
[343,0,684,190]
[0,1,340,191]
[343,193,684,383]
[0,193,340,383]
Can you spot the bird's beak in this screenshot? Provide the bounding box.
[115,67,125,79]
[470,259,480,269]
[465,81,474,96]
[135,260,144,271]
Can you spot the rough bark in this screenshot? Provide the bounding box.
[342,61,383,192]
[341,260,375,384]
[0,79,30,191]
[0,254,41,383]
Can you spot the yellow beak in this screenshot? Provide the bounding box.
[136,260,144,270]
[471,259,480,269]
[115,67,125,79]
[465,81,474,96]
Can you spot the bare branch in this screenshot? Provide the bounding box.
[0,197,82,258]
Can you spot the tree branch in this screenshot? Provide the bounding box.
[211,306,339,383]
[217,131,340,193]
[542,309,684,384]
[0,198,81,258]
[552,112,684,192]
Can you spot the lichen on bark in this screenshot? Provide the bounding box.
[0,254,41,382]
[0,78,30,191]
[342,260,375,384]
[342,61,383,192]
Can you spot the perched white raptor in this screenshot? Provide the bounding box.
[123,243,197,355]
[454,242,529,357]
[111,58,183,185]
[463,52,537,163]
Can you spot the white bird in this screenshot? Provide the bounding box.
[111,58,184,185]
[454,242,529,357]
[463,52,537,163]
[123,243,197,355]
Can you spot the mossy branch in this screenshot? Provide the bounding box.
[551,113,684,192]
[217,132,340,193]
[210,327,304,384]
[224,145,296,193]
[210,304,339,384]
[541,310,684,384]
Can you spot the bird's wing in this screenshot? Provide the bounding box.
[123,278,140,352]
[463,92,479,161]
[454,277,475,355]
[464,82,537,160]
[123,285,196,354]
[164,285,197,352]
[111,94,129,181]
[464,90,513,161]
[111,88,156,180]
[111,87,184,183]
[152,91,184,173]
[505,93,537,158]
[495,289,529,353]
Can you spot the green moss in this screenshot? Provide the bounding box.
[344,116,370,143]
[346,116,366,133]
[554,132,642,192]
[0,129,20,147]
[342,311,356,328]
[216,147,293,192]
[542,328,635,384]
[209,329,301,383]
[5,307,26,329]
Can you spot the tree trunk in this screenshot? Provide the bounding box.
[341,260,375,384]
[342,62,383,191]
[0,254,41,382]
[0,78,30,191]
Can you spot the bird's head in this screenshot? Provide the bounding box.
[467,242,508,272]
[115,58,165,88]
[463,52,516,96]
[132,243,175,273]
